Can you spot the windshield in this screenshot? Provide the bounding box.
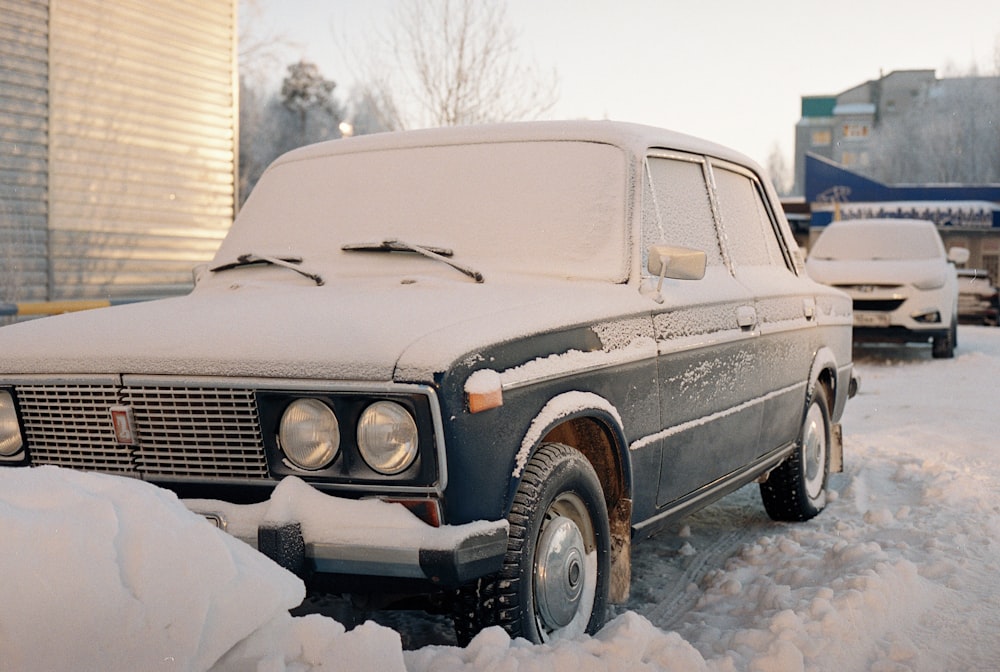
[216,140,630,281]
[810,220,945,261]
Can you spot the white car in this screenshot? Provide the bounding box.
[806,218,969,358]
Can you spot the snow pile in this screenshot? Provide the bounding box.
[0,466,304,671]
[2,328,1000,670]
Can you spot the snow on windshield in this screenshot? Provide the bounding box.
[220,141,631,281]
[810,219,945,261]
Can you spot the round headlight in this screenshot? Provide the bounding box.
[279,398,340,471]
[0,391,24,457]
[357,401,418,475]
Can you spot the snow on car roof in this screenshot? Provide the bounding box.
[270,120,760,172]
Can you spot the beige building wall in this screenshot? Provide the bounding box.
[1,0,237,305]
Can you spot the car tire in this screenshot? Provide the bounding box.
[932,317,957,359]
[453,442,610,644]
[760,384,831,522]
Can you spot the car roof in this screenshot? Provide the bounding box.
[271,120,761,172]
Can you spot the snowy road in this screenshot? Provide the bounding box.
[4,327,1000,671]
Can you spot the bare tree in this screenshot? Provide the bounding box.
[349,0,558,130]
[765,142,791,196]
[869,74,1000,184]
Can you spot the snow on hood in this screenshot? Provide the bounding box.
[0,269,648,382]
[806,257,949,286]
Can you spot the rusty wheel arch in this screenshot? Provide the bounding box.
[540,415,633,603]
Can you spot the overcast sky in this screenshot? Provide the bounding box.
[248,0,1000,171]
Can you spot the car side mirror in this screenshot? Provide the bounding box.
[646,245,707,303]
[647,245,707,281]
[948,247,970,265]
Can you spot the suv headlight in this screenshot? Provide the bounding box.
[278,398,340,470]
[357,401,418,474]
[0,391,24,457]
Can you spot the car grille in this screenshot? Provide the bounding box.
[15,383,268,479]
[854,299,906,312]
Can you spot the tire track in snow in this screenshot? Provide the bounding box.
[617,484,774,631]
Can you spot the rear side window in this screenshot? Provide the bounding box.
[642,156,724,273]
[712,165,788,270]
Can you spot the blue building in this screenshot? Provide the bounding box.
[802,154,1000,281]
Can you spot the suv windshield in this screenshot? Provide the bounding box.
[811,221,944,261]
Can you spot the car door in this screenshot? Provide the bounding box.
[709,160,816,456]
[640,153,764,510]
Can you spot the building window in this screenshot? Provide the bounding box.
[842,122,870,139]
[811,129,832,147]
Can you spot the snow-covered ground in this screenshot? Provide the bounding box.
[3,327,1000,671]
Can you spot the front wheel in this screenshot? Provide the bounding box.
[932,318,957,359]
[760,384,831,521]
[453,443,611,644]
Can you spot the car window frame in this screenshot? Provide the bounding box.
[705,158,797,275]
[640,150,729,278]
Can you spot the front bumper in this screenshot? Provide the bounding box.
[186,477,508,588]
[852,324,949,344]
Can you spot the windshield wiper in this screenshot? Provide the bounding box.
[210,253,324,286]
[342,239,484,283]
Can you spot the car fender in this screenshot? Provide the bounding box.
[808,346,849,473]
[509,391,632,494]
[506,390,635,602]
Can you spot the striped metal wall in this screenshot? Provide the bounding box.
[0,0,50,304]
[46,0,237,300]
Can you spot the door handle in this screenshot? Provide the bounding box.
[736,305,757,329]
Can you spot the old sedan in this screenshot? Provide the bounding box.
[0,121,856,643]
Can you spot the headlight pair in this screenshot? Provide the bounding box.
[0,391,23,457]
[278,398,418,475]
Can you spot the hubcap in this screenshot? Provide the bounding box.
[535,514,586,629]
[802,401,827,499]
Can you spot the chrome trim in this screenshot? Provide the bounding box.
[633,443,796,534]
[9,375,448,495]
[630,381,805,452]
[0,373,121,386]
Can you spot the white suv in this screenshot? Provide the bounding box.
[806,218,969,358]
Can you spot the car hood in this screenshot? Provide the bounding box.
[806,257,948,286]
[0,273,647,382]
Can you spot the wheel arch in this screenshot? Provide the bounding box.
[807,346,842,474]
[808,346,840,412]
[508,392,634,603]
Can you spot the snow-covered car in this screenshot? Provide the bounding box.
[806,218,969,358]
[0,121,857,644]
[957,269,999,326]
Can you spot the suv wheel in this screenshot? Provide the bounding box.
[932,317,957,359]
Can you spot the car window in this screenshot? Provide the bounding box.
[712,165,789,270]
[642,155,724,274]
